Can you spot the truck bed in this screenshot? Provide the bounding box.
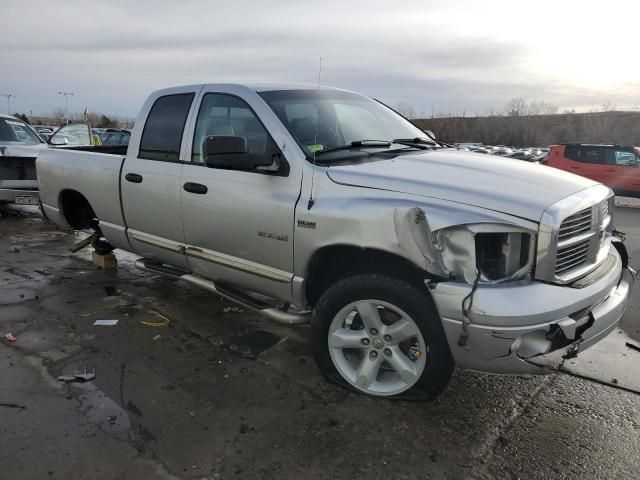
[37,147,127,231]
[63,144,129,155]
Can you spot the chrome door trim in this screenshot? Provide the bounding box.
[185,246,292,283]
[129,231,185,254]
[129,231,293,283]
[130,229,294,283]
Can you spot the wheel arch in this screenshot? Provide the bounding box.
[58,189,97,230]
[304,244,441,307]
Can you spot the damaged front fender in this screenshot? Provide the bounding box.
[393,207,449,278]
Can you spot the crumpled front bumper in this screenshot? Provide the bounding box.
[432,246,631,374]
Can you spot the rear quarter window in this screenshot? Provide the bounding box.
[139,93,195,161]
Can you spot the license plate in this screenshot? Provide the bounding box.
[15,195,39,205]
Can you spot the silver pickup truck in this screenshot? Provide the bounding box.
[37,84,632,400]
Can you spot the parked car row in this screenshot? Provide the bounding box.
[98,128,131,146]
[35,126,55,142]
[48,124,130,147]
[455,143,549,162]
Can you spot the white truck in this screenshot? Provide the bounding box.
[36,84,632,400]
[0,114,46,207]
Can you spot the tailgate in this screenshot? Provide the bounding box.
[0,155,38,190]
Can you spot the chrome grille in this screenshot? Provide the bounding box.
[555,238,591,274]
[555,205,596,276]
[535,184,612,284]
[599,199,609,220]
[558,207,592,241]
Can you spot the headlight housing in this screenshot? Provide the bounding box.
[437,224,535,284]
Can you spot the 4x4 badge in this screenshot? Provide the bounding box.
[297,220,316,229]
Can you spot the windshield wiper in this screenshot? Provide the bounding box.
[393,137,453,149]
[391,137,438,149]
[315,140,392,155]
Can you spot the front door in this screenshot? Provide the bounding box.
[49,123,92,147]
[560,144,607,182]
[121,89,198,269]
[180,89,302,300]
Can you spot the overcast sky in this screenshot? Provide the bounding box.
[1,0,638,119]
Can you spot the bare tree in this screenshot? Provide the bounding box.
[51,108,66,125]
[504,98,527,117]
[396,102,417,119]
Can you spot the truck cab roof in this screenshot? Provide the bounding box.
[151,83,356,97]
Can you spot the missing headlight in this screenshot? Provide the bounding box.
[438,224,535,284]
[475,232,531,281]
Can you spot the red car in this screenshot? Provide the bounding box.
[546,144,640,197]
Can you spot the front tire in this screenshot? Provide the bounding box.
[312,274,454,400]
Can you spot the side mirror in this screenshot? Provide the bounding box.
[203,135,274,171]
[204,135,247,156]
[49,136,68,146]
[423,129,436,141]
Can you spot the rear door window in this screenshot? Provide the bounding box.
[139,93,195,161]
[583,147,608,164]
[565,145,610,164]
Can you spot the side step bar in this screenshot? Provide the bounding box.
[134,259,310,325]
[134,258,189,278]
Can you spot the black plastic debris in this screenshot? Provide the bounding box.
[625,341,640,353]
[0,402,26,409]
[223,330,285,359]
[104,286,119,296]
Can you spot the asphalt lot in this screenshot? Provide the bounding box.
[1,204,639,480]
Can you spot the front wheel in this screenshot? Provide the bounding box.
[312,274,454,400]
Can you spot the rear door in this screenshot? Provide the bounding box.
[121,88,199,269]
[179,87,302,300]
[559,145,611,183]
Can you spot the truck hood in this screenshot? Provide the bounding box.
[326,149,598,222]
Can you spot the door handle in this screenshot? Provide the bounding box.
[125,173,143,183]
[183,182,208,194]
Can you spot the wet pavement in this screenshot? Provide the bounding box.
[1,205,639,480]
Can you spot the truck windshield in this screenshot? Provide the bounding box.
[258,89,428,159]
[0,118,43,146]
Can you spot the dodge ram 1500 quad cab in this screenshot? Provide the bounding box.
[36,84,632,399]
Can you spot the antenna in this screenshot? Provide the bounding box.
[307,56,322,210]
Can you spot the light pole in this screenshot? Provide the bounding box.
[58,91,74,124]
[1,94,15,115]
